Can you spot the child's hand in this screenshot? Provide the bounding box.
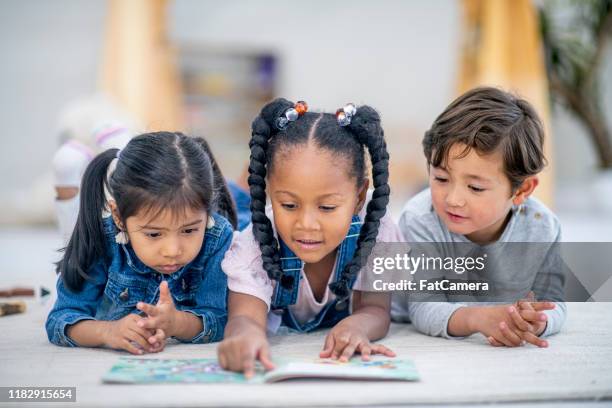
[486,295,555,348]
[217,319,274,378]
[319,322,396,362]
[136,281,179,337]
[146,328,167,353]
[103,314,159,354]
[471,305,526,347]
[516,297,554,338]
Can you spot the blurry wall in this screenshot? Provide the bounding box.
[171,0,459,130]
[0,0,609,224]
[170,0,462,213]
[0,0,106,192]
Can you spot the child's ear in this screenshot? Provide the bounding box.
[108,200,125,230]
[355,179,370,215]
[512,176,539,206]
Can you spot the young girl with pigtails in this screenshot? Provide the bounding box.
[218,99,402,376]
[46,131,236,354]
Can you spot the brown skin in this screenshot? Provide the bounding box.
[66,205,212,352]
[432,144,555,347]
[217,292,274,378]
[218,142,394,376]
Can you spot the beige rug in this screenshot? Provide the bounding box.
[1,303,611,407]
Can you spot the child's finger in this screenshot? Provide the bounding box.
[149,337,166,353]
[127,328,153,352]
[149,344,161,353]
[149,328,165,344]
[519,309,547,323]
[158,281,173,305]
[493,332,514,347]
[522,331,549,348]
[138,317,159,330]
[517,299,534,311]
[508,306,533,332]
[258,345,275,371]
[319,335,335,358]
[241,349,257,379]
[218,353,228,370]
[137,302,158,317]
[530,302,556,312]
[223,344,244,373]
[359,344,372,361]
[332,334,351,360]
[339,340,359,362]
[526,291,536,302]
[121,339,144,355]
[370,344,396,357]
[488,336,504,347]
[129,320,156,340]
[334,333,351,348]
[499,322,524,347]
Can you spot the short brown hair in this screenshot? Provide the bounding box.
[423,87,546,190]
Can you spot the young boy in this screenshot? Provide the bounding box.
[392,87,566,348]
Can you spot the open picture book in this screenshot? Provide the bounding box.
[102,357,419,384]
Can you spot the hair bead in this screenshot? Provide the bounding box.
[336,103,357,127]
[275,101,308,130]
[295,101,308,116]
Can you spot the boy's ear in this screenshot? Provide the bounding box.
[108,200,124,230]
[355,179,370,215]
[512,176,539,206]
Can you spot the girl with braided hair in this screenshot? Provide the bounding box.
[46,132,236,354]
[218,99,403,376]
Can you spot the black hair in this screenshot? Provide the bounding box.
[248,98,390,301]
[57,131,237,292]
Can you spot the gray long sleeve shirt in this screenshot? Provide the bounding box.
[391,189,567,338]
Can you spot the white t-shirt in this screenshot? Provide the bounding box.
[221,200,404,329]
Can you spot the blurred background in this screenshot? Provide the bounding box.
[0,0,610,291]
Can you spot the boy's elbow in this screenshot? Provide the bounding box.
[408,304,439,337]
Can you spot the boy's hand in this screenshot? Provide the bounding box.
[488,294,555,348]
[471,305,526,347]
[103,314,159,354]
[136,281,179,337]
[517,298,553,337]
[319,321,395,362]
[217,318,274,378]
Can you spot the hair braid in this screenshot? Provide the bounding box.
[329,105,390,302]
[248,98,295,287]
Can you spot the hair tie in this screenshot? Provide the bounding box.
[102,151,121,212]
[336,103,357,127]
[329,279,350,309]
[275,100,308,130]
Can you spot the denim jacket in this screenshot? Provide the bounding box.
[46,212,233,347]
[271,216,361,332]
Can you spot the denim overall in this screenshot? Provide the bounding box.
[270,216,362,332]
